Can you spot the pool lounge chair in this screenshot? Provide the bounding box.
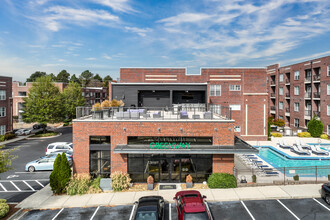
[264,171,279,176]
[295,139,311,150]
[312,145,329,156]
[296,145,311,155]
[291,145,310,155]
[277,139,291,149]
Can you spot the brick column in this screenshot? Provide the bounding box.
[212,154,234,174]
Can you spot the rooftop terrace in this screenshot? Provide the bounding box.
[75,105,232,122]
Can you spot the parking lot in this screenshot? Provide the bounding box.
[20,198,330,220]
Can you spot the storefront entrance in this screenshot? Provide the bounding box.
[128,154,212,183]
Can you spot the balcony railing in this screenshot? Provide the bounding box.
[313,111,320,117]
[270,93,276,97]
[285,93,290,98]
[270,81,276,85]
[271,106,276,111]
[305,76,312,82]
[305,110,311,116]
[313,75,320,81]
[314,92,320,98]
[305,92,311,98]
[286,108,290,113]
[285,79,290,84]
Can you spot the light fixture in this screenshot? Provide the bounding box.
[180,128,183,132]
[214,128,218,132]
[123,127,126,131]
[228,128,231,131]
[158,128,161,132]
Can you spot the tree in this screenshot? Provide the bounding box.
[26,71,47,82]
[58,153,71,193]
[62,82,86,120]
[79,70,93,87]
[70,74,80,84]
[0,145,16,175]
[22,76,64,131]
[103,75,113,88]
[307,115,324,137]
[50,154,62,194]
[49,73,56,81]
[56,70,70,83]
[93,73,102,82]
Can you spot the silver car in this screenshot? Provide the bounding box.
[25,155,72,172]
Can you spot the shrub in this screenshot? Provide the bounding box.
[268,116,274,125]
[50,154,62,194]
[111,171,131,191]
[88,176,102,194]
[268,122,271,139]
[92,102,102,111]
[186,174,193,183]
[58,153,71,192]
[252,175,257,183]
[328,175,330,181]
[147,175,154,184]
[0,135,5,142]
[110,99,120,107]
[307,115,324,137]
[207,173,237,189]
[0,202,9,218]
[50,153,71,194]
[297,132,311,138]
[67,174,91,195]
[273,119,285,127]
[293,175,299,181]
[321,134,328,140]
[0,199,6,203]
[271,133,282,137]
[101,100,110,108]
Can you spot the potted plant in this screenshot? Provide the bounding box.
[147,175,154,190]
[252,175,257,183]
[186,174,193,188]
[92,103,103,119]
[293,174,299,181]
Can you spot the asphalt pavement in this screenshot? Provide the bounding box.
[0,126,72,203]
[19,198,330,220]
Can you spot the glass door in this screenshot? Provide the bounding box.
[160,159,170,182]
[180,158,195,182]
[171,159,180,182]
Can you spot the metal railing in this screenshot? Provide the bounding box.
[285,108,290,113]
[313,74,320,81]
[285,79,290,84]
[270,93,276,97]
[313,111,320,117]
[305,110,311,116]
[305,76,312,82]
[314,92,320,98]
[270,81,276,85]
[270,106,276,111]
[76,105,232,121]
[305,92,311,98]
[285,93,290,97]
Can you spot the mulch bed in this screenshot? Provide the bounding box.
[3,204,20,220]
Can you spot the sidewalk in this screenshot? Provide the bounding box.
[0,135,33,146]
[17,183,323,209]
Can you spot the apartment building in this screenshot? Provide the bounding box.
[82,87,108,106]
[267,55,330,134]
[0,76,12,134]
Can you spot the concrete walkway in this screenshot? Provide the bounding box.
[17,183,324,209]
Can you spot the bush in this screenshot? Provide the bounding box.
[92,102,102,111]
[0,199,6,203]
[4,133,15,140]
[252,175,257,183]
[271,133,282,137]
[50,153,71,194]
[268,122,271,139]
[273,119,285,127]
[0,135,5,142]
[110,171,131,191]
[293,175,299,181]
[307,116,324,137]
[328,175,330,181]
[67,174,91,195]
[321,134,328,140]
[207,173,237,189]
[297,132,311,138]
[0,202,9,218]
[268,116,274,125]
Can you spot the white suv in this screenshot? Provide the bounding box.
[46,142,73,155]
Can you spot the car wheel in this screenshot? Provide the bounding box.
[28,166,35,172]
[326,196,330,205]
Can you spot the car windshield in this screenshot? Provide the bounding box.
[135,211,157,220]
[184,212,209,220]
[48,145,55,149]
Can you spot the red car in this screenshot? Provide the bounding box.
[173,190,213,220]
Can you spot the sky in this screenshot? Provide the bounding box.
[0,0,330,81]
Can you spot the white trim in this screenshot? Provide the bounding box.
[264,104,266,136]
[145,78,177,81]
[112,82,207,85]
[201,67,266,69]
[241,135,267,137]
[245,104,248,136]
[243,93,268,95]
[313,60,321,64]
[209,79,241,81]
[267,68,276,72]
[284,67,291,70]
[304,63,310,66]
[210,75,241,78]
[145,75,177,77]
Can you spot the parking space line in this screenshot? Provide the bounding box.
[35,180,45,187]
[129,204,137,220]
[169,203,171,220]
[23,181,35,191]
[313,198,330,212]
[90,206,100,220]
[277,199,300,220]
[241,201,255,220]
[0,183,7,192]
[0,190,38,193]
[0,179,49,182]
[10,181,21,192]
[52,208,64,220]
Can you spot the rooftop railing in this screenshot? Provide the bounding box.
[76,105,232,121]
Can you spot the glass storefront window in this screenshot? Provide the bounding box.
[90,136,110,145]
[90,150,111,177]
[127,136,213,145]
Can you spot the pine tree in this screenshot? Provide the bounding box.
[58,153,71,193]
[50,154,62,194]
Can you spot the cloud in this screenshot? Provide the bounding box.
[124,26,152,37]
[41,6,120,31]
[103,54,112,60]
[280,50,330,65]
[92,0,136,13]
[158,13,212,26]
[85,57,96,61]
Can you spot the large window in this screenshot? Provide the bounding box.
[18,91,27,96]
[294,86,299,95]
[0,125,5,135]
[328,84,330,95]
[328,125,330,136]
[0,107,5,117]
[90,136,111,145]
[328,105,330,116]
[279,74,283,82]
[229,104,241,111]
[294,103,299,112]
[279,102,283,110]
[89,136,111,177]
[0,91,5,100]
[210,85,221,96]
[229,85,241,91]
[127,136,213,145]
[279,87,283,95]
[210,104,221,114]
[294,71,300,80]
[328,66,330,76]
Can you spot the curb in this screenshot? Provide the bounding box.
[27,133,62,140]
[7,208,26,220]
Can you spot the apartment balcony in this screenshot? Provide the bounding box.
[270,93,276,98]
[285,108,290,113]
[305,92,311,99]
[270,81,276,86]
[313,111,320,117]
[314,92,320,99]
[305,110,311,116]
[285,93,290,99]
[285,79,290,84]
[270,106,276,111]
[313,74,320,82]
[305,76,311,83]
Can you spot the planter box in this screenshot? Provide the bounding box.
[92,110,104,120]
[186,182,193,188]
[147,184,154,190]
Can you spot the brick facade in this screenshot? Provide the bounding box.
[0,76,12,133]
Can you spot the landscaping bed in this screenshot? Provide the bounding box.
[30,131,59,138]
[3,204,20,220]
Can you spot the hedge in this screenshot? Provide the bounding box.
[297,132,311,137]
[0,199,9,218]
[207,173,237,189]
[271,133,282,137]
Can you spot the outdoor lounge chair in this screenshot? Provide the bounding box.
[180,111,189,119]
[313,145,329,156]
[295,139,311,150]
[296,145,311,155]
[264,171,279,176]
[153,111,161,118]
[277,139,291,149]
[291,145,310,155]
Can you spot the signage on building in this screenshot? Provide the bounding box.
[149,142,190,149]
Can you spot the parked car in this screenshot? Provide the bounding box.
[25,155,72,172]
[46,142,73,155]
[173,190,213,220]
[15,128,32,136]
[49,150,73,158]
[33,123,47,130]
[132,196,165,220]
[321,183,330,205]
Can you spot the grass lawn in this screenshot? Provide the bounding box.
[31,131,59,137]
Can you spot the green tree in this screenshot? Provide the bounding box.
[58,153,71,193]
[307,115,324,137]
[62,82,86,120]
[56,70,70,83]
[49,73,56,81]
[93,73,102,82]
[70,74,80,84]
[26,71,47,82]
[50,154,62,194]
[0,145,17,175]
[22,76,64,131]
[103,75,112,88]
[79,70,93,87]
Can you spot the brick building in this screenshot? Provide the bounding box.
[82,87,108,106]
[72,67,266,183]
[0,76,12,134]
[267,55,330,134]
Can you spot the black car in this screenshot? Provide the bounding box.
[33,123,46,130]
[132,196,165,220]
[321,183,330,204]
